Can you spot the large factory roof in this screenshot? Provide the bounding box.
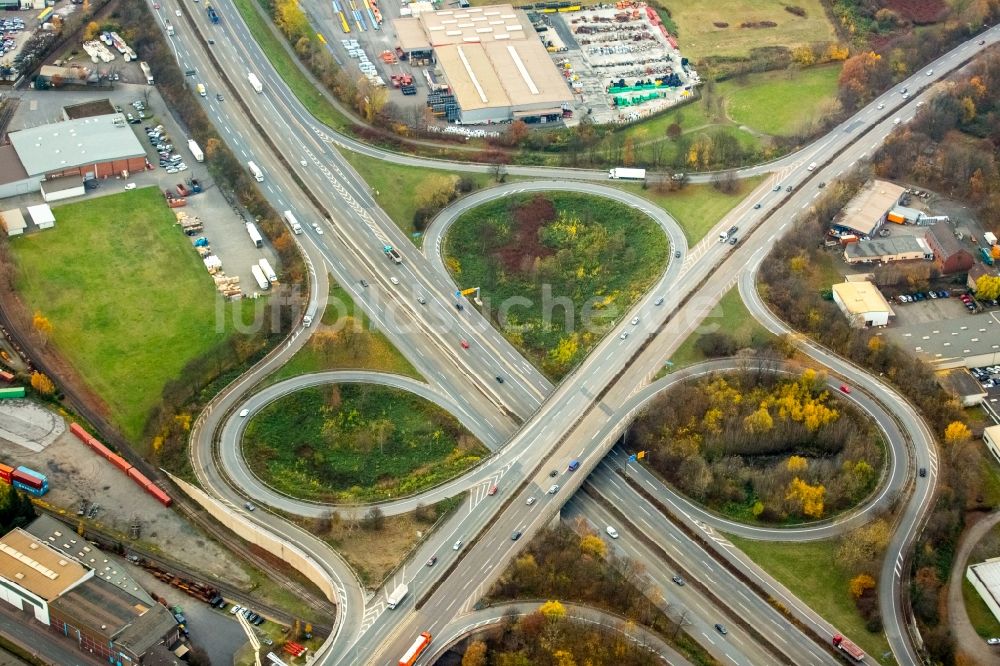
[9,114,145,177]
[0,528,90,601]
[835,179,906,237]
[436,38,572,112]
[421,5,527,45]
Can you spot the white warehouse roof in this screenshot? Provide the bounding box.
[8,115,145,177]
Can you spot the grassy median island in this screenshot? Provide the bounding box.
[443,192,668,379]
[243,384,486,502]
[628,369,885,524]
[9,187,252,443]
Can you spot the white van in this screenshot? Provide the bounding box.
[807,162,817,171]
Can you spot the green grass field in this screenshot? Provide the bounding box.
[444,192,668,379]
[340,153,494,240]
[242,384,487,502]
[720,65,841,136]
[267,278,420,382]
[10,187,250,442]
[727,535,892,661]
[612,176,763,244]
[666,286,774,370]
[669,0,838,61]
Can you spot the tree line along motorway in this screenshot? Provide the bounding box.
[160,1,1000,663]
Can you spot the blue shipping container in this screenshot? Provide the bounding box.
[15,466,47,484]
[12,480,47,497]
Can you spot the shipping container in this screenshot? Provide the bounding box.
[0,387,26,399]
[13,480,47,497]
[128,466,152,487]
[12,471,44,490]
[0,463,12,483]
[886,212,906,224]
[16,466,47,485]
[107,453,133,473]
[0,370,14,383]
[69,422,91,441]
[145,484,173,507]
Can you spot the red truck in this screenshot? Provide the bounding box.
[832,634,865,662]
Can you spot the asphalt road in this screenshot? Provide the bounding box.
[151,1,1000,663]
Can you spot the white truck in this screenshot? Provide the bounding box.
[386,583,408,609]
[250,264,270,290]
[283,210,303,235]
[258,258,277,283]
[248,161,263,182]
[608,167,646,180]
[187,139,204,163]
[246,222,263,248]
[139,61,154,85]
[248,71,263,94]
[303,303,317,327]
[166,22,174,36]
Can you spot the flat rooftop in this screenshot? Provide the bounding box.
[437,38,572,112]
[835,180,906,237]
[886,311,1000,364]
[832,281,893,315]
[844,235,930,261]
[0,528,90,600]
[9,114,146,177]
[421,5,527,46]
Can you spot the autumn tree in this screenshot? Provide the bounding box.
[943,421,972,445]
[580,534,606,559]
[785,477,825,518]
[538,600,566,620]
[462,640,487,666]
[32,311,52,342]
[30,372,55,396]
[849,573,876,599]
[837,519,890,574]
[83,21,100,41]
[976,274,1000,301]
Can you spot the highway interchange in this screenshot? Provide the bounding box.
[152,1,1000,663]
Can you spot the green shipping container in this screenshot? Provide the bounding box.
[0,387,26,399]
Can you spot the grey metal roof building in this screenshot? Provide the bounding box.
[844,235,933,264]
[8,114,145,177]
[885,311,1000,368]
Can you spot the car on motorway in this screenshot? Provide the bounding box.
[631,316,640,325]
[511,530,522,541]
[547,484,560,494]
[239,409,250,417]
[919,467,927,478]
[926,69,934,75]
[526,497,536,505]
[568,460,580,471]
[893,117,902,125]
[426,556,437,567]
[902,92,910,99]
[175,8,181,15]
[671,575,685,586]
[359,279,369,288]
[715,624,728,635]
[455,302,464,311]
[674,250,681,259]
[549,469,558,477]
[606,526,619,539]
[655,297,664,306]
[312,223,324,235]
[900,86,908,94]
[877,103,885,110]
[753,203,761,209]
[216,93,224,101]
[460,340,470,349]
[728,237,738,245]
[488,485,498,496]
[840,384,851,394]
[773,184,781,191]
[453,539,463,550]
[786,185,793,192]
[389,277,399,285]
[818,182,826,188]
[980,40,987,45]
[496,376,504,383]
[244,502,255,511]
[417,295,426,304]
[619,331,628,340]
[987,638,1000,645]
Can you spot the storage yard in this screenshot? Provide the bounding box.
[309,0,696,127]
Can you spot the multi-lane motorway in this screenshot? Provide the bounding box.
[155,0,1000,662]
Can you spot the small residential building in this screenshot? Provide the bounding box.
[985,425,1000,465]
[833,180,906,239]
[831,281,894,328]
[843,236,933,265]
[26,204,55,230]
[968,557,1000,623]
[0,209,27,237]
[925,224,975,275]
[939,369,988,407]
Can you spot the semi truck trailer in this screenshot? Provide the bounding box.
[608,167,646,179]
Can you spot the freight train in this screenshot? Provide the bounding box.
[68,423,172,507]
[0,463,48,496]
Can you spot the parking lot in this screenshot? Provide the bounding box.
[6,86,280,296]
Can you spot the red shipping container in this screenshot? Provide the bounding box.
[107,454,132,473]
[145,484,173,507]
[0,463,12,483]
[69,422,90,442]
[11,470,42,489]
[128,467,152,487]
[0,370,14,383]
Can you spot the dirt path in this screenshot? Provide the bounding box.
[948,510,1000,665]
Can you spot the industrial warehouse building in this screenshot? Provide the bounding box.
[393,5,573,124]
[833,180,906,239]
[891,312,1000,369]
[925,224,975,275]
[831,280,894,328]
[0,516,179,664]
[843,235,934,265]
[985,425,1000,465]
[0,114,147,200]
[968,556,1000,624]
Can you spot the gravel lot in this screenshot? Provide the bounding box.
[0,401,249,588]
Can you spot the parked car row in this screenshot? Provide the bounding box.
[229,603,266,626]
[147,125,189,174]
[971,366,1000,390]
[896,290,950,303]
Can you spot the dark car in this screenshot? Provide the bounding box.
[672,575,685,586]
[715,624,727,635]
[511,530,522,541]
[360,279,369,288]
[426,555,437,567]
[496,376,504,383]
[919,467,927,477]
[455,302,464,311]
[818,182,826,188]
[549,469,558,477]
[216,93,224,101]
